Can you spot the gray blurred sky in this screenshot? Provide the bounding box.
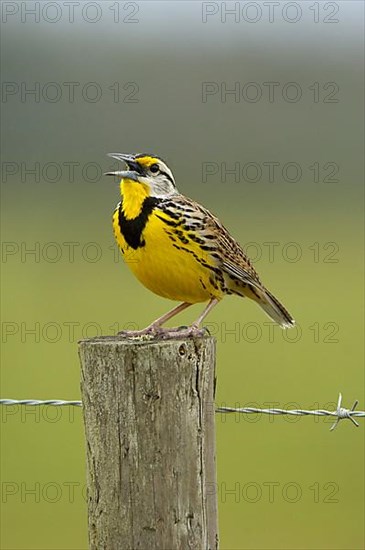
[1,0,363,199]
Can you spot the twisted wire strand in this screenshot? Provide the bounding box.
[0,399,82,407]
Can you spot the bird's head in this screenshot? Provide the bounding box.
[105,153,177,198]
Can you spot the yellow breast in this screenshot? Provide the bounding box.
[112,203,223,304]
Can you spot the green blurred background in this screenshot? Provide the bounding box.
[1,1,364,548]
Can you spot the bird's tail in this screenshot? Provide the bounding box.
[253,286,295,328]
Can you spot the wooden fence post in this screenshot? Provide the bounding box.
[79,335,218,550]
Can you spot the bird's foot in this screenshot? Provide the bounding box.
[118,324,210,340]
[158,324,210,340]
[117,325,161,339]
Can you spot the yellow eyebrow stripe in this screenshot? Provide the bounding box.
[135,156,158,168]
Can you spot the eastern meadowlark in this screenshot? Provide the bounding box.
[106,153,295,337]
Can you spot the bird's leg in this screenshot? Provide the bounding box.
[118,302,192,337]
[191,297,219,328]
[159,298,220,339]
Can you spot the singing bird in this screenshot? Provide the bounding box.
[107,153,295,337]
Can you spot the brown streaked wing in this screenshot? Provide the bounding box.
[164,194,263,289]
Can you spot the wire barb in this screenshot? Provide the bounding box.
[329,393,359,431]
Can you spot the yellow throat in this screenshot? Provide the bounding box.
[120,178,150,219]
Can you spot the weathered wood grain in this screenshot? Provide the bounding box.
[79,335,218,550]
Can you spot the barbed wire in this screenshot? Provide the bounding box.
[0,393,363,431]
[217,394,364,431]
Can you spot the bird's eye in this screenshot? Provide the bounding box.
[150,163,159,174]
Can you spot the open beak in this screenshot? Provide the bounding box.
[104,153,142,180]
